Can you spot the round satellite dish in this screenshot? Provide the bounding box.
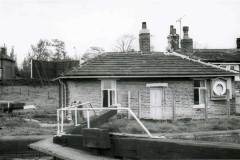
[213,80,226,96]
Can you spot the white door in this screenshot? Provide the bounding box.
[150,88,163,119]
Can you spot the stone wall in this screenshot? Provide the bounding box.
[65,78,235,120]
[117,79,194,119]
[0,85,58,113]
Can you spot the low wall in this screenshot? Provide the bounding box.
[53,129,240,159]
[0,84,58,113]
[165,129,240,144]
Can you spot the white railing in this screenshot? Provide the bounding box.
[57,102,153,138]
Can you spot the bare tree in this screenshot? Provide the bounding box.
[82,46,105,62]
[30,39,51,61]
[51,39,67,61]
[20,39,70,78]
[114,34,136,52]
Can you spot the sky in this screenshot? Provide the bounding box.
[0,0,240,65]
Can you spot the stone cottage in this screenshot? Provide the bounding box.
[57,22,238,120]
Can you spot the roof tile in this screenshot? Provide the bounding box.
[65,52,235,78]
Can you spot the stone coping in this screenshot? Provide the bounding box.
[29,137,118,160]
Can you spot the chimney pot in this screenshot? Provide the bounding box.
[237,38,240,49]
[170,25,174,34]
[173,28,176,34]
[142,22,147,29]
[183,26,189,39]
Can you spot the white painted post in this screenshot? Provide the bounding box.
[57,110,60,135]
[128,108,152,138]
[172,90,176,121]
[204,89,208,121]
[30,59,33,79]
[227,89,231,118]
[61,110,64,133]
[75,107,77,126]
[87,110,90,128]
[138,91,141,118]
[7,101,10,113]
[128,91,131,119]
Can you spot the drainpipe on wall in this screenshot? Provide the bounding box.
[58,79,65,108]
[59,79,69,119]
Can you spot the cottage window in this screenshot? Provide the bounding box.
[194,80,206,106]
[101,80,116,107]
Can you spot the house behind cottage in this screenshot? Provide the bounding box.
[0,47,15,80]
[57,22,237,120]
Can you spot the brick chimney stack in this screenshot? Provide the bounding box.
[167,25,179,52]
[139,22,150,53]
[237,38,240,49]
[181,26,193,53]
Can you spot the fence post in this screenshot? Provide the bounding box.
[138,91,141,118]
[75,108,77,126]
[204,89,208,121]
[172,90,176,121]
[227,89,231,118]
[87,110,90,128]
[61,110,64,133]
[128,91,131,119]
[57,110,60,135]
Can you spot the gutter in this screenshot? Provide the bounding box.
[55,74,236,80]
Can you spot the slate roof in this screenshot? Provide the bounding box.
[61,52,235,79]
[193,49,240,63]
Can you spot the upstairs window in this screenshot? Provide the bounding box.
[194,80,206,106]
[101,80,116,107]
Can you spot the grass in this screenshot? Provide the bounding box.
[99,116,240,134]
[0,116,56,136]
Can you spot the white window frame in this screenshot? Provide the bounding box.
[193,80,207,109]
[101,79,117,107]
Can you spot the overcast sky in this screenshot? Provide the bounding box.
[0,0,240,65]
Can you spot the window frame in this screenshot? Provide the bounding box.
[101,79,117,107]
[193,80,207,108]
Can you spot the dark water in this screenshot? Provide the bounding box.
[0,153,52,160]
[0,137,51,160]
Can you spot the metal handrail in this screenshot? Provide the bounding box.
[57,104,153,138]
